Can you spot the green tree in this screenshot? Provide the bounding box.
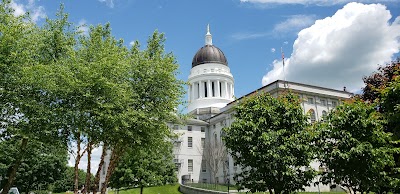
[0,2,74,193]
[0,138,68,193]
[223,92,316,194]
[316,100,396,193]
[53,167,94,193]
[96,32,184,194]
[109,141,177,194]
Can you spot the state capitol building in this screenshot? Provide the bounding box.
[172,25,352,192]
[101,25,353,192]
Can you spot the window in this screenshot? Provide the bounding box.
[332,101,337,107]
[320,99,326,106]
[102,162,107,175]
[213,124,216,129]
[204,82,208,97]
[308,98,314,104]
[188,137,193,148]
[187,126,192,131]
[202,179,207,183]
[201,138,205,148]
[202,160,206,172]
[173,125,178,130]
[201,127,205,132]
[309,109,316,123]
[188,159,193,172]
[322,110,327,122]
[214,134,218,144]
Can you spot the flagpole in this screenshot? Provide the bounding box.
[281,47,287,88]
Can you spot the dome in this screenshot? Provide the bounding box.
[192,45,228,68]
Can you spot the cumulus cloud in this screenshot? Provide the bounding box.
[78,19,89,35]
[262,2,400,92]
[9,0,46,22]
[271,48,276,53]
[99,0,115,8]
[273,15,316,35]
[240,0,397,6]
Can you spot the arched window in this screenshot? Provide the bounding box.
[322,110,327,122]
[214,133,218,144]
[309,109,316,123]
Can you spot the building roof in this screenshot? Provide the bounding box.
[192,45,228,68]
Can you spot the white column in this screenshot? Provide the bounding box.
[232,84,234,98]
[216,80,220,97]
[191,83,195,101]
[207,80,212,98]
[224,81,228,98]
[230,83,233,99]
[199,81,203,98]
[188,85,191,102]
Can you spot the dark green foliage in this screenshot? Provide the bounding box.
[53,167,94,193]
[0,138,68,193]
[316,99,396,193]
[109,140,177,192]
[223,92,316,194]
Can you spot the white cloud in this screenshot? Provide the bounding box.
[10,1,25,16]
[271,48,276,53]
[9,0,45,22]
[240,0,397,6]
[284,41,289,45]
[232,15,315,41]
[231,32,271,40]
[273,15,316,35]
[98,0,115,8]
[78,19,89,35]
[262,2,400,92]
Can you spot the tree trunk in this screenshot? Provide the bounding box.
[93,143,107,194]
[268,188,273,194]
[74,135,82,194]
[0,137,28,194]
[140,186,144,194]
[100,146,123,194]
[84,142,92,194]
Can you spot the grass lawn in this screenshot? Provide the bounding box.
[115,184,181,194]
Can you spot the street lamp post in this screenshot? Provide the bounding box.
[226,160,230,194]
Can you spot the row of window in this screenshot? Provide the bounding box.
[186,137,205,148]
[173,125,206,132]
[308,109,328,123]
[186,159,207,172]
[307,97,338,107]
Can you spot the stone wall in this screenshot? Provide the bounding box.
[179,184,228,194]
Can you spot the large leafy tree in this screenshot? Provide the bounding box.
[316,100,396,193]
[109,140,177,194]
[361,59,399,103]
[53,167,94,193]
[0,2,74,193]
[360,60,400,191]
[0,139,68,193]
[223,92,316,194]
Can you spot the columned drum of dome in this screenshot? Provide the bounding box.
[187,25,235,114]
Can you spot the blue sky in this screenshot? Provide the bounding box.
[12,0,400,100]
[9,0,400,172]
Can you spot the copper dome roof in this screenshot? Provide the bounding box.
[192,45,228,68]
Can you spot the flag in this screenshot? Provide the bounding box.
[281,47,285,68]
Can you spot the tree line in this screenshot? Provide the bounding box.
[0,1,183,194]
[224,60,400,194]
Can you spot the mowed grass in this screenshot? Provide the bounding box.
[116,184,181,194]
